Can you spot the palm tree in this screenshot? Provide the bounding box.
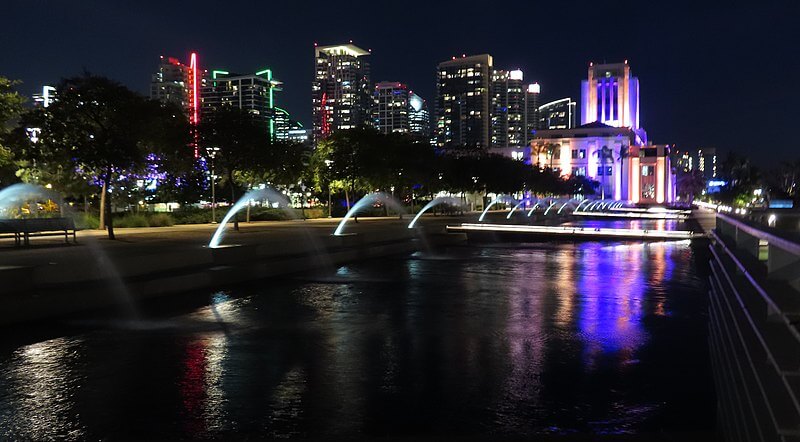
[594,145,614,199]
[676,168,705,203]
[617,146,629,198]
[532,142,559,169]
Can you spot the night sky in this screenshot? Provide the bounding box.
[3,1,799,165]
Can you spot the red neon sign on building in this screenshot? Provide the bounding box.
[188,52,199,157]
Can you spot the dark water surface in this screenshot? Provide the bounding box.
[0,240,714,439]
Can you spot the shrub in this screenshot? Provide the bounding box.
[148,213,175,227]
[72,212,100,229]
[115,213,149,228]
[171,207,215,224]
[248,207,295,221]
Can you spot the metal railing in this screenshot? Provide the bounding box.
[710,213,800,441]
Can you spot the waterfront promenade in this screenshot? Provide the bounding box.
[0,209,715,324]
[0,214,471,324]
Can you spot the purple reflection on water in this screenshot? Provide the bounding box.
[577,242,647,365]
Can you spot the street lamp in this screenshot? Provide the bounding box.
[299,182,307,219]
[207,147,220,223]
[324,159,333,218]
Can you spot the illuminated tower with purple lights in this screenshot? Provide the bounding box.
[580,61,640,130]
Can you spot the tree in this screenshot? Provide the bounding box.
[594,145,614,198]
[270,141,310,187]
[676,168,705,203]
[777,160,800,197]
[564,175,598,196]
[0,77,26,185]
[11,74,188,239]
[532,141,559,168]
[199,106,269,230]
[313,127,377,209]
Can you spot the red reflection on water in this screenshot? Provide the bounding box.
[180,339,208,437]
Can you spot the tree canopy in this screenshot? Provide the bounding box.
[9,74,191,237]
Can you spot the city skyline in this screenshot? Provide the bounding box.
[2,1,799,164]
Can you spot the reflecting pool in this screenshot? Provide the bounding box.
[0,240,714,439]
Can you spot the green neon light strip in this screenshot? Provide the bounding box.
[254,69,275,140]
[212,70,230,79]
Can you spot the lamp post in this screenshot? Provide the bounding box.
[207,147,220,223]
[299,182,307,219]
[324,159,333,218]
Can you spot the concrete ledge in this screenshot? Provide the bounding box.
[0,230,463,326]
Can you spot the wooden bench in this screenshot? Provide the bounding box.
[0,217,78,246]
[0,221,22,246]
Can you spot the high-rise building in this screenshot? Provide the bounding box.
[150,54,201,124]
[491,69,525,148]
[673,149,692,173]
[580,61,640,130]
[408,91,431,141]
[538,98,576,130]
[312,43,372,143]
[696,147,718,180]
[150,53,201,155]
[523,83,540,145]
[200,68,282,139]
[373,81,410,134]
[32,85,56,108]
[274,107,308,143]
[285,128,311,144]
[435,54,492,149]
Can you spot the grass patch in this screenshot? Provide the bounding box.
[115,213,149,228]
[148,213,175,227]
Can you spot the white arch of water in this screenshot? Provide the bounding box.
[574,199,591,212]
[542,200,559,216]
[408,196,462,229]
[334,192,405,236]
[526,200,544,217]
[587,200,605,211]
[506,198,533,219]
[0,183,62,217]
[208,186,291,248]
[478,195,518,222]
[557,199,581,214]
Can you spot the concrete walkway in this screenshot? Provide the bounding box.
[692,208,718,233]
[0,215,456,266]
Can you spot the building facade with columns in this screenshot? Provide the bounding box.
[531,122,675,204]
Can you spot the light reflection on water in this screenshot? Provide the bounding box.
[0,238,713,438]
[0,337,87,441]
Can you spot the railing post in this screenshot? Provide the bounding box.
[734,225,761,260]
[767,244,800,292]
[716,215,734,243]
